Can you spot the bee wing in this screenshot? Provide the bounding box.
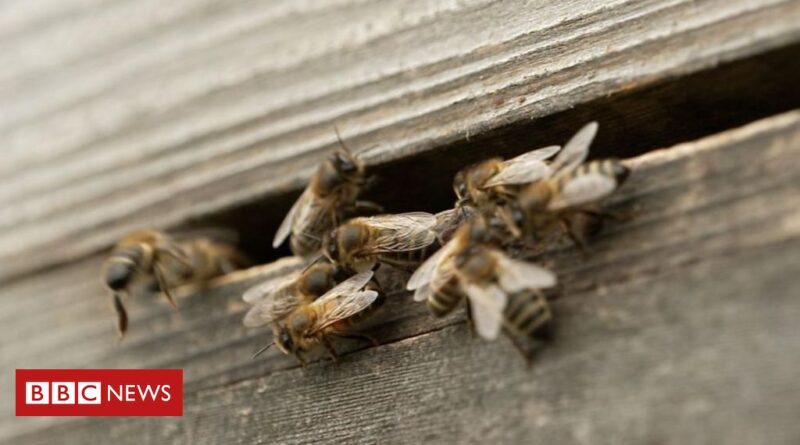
[463,283,507,340]
[242,271,300,304]
[273,187,315,248]
[547,172,618,211]
[551,122,598,173]
[481,144,561,188]
[315,270,375,303]
[171,228,240,245]
[359,212,438,253]
[311,290,380,333]
[407,237,458,291]
[413,284,431,302]
[242,282,300,328]
[483,159,552,188]
[492,252,557,293]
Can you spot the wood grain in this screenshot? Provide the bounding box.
[2,111,800,443]
[2,0,800,282]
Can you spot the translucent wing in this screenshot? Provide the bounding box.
[547,172,617,211]
[242,271,299,304]
[273,187,313,248]
[551,122,598,173]
[464,283,507,340]
[482,145,560,188]
[356,212,438,253]
[413,284,431,303]
[312,290,379,333]
[314,271,374,304]
[242,281,300,328]
[407,237,458,291]
[492,252,557,293]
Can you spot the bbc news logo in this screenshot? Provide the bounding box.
[16,369,182,416]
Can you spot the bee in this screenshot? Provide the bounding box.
[249,271,383,365]
[273,131,375,257]
[323,212,441,273]
[242,262,340,329]
[453,144,561,217]
[407,217,556,357]
[506,122,630,249]
[103,229,250,337]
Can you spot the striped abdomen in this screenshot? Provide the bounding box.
[553,159,629,193]
[426,276,464,317]
[377,241,441,272]
[504,291,552,340]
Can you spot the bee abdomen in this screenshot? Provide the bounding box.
[427,280,463,317]
[379,243,439,271]
[504,291,552,339]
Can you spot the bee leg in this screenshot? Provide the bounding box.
[464,300,477,338]
[321,336,340,364]
[334,332,380,347]
[112,292,129,340]
[560,219,588,254]
[154,265,178,310]
[358,175,380,192]
[294,351,308,368]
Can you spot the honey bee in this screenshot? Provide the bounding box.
[250,271,384,365]
[242,262,340,329]
[103,229,250,337]
[505,122,630,248]
[407,217,556,346]
[323,212,440,273]
[453,144,561,215]
[273,131,374,257]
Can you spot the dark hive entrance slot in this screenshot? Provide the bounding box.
[181,42,800,265]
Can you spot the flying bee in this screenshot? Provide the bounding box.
[504,122,631,249]
[103,229,249,338]
[453,144,561,220]
[323,212,440,273]
[407,217,556,351]
[250,271,384,365]
[273,130,377,257]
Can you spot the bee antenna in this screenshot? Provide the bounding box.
[333,126,352,155]
[252,342,275,359]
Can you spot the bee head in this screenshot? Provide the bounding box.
[332,150,359,176]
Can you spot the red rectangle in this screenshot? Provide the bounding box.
[16,369,182,416]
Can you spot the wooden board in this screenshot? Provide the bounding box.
[2,0,800,282]
[3,111,800,443]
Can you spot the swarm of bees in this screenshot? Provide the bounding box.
[103,122,630,365]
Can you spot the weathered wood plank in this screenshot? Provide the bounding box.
[2,111,800,443]
[2,0,800,281]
